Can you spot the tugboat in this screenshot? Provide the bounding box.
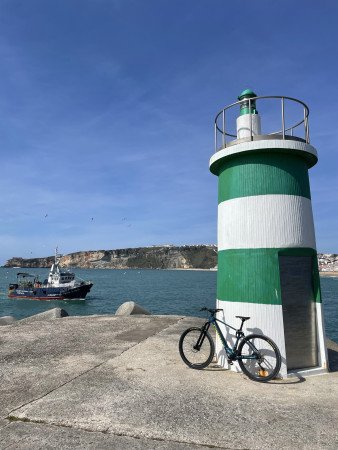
[8,249,93,300]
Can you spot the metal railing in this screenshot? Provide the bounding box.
[214,95,310,152]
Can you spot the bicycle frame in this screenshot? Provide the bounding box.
[201,315,258,361]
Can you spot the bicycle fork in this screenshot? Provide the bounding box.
[194,322,211,351]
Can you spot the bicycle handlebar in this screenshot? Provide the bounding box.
[199,307,222,314]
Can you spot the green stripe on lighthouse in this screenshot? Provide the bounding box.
[218,153,311,203]
[217,247,321,305]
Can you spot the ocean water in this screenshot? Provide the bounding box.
[0,267,337,343]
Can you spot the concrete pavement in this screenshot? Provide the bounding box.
[0,315,337,449]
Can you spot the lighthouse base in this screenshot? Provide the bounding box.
[215,299,328,379]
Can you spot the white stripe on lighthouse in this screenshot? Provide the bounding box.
[218,194,316,251]
[210,139,318,171]
[215,299,287,377]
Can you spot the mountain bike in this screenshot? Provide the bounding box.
[179,307,282,382]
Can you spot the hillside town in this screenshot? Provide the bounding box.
[318,253,338,272]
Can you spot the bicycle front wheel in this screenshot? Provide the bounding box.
[238,334,281,382]
[179,327,215,369]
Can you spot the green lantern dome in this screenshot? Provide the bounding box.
[238,89,258,115]
[238,89,257,101]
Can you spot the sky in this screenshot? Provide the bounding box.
[0,0,337,264]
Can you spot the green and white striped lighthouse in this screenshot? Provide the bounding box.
[210,91,328,377]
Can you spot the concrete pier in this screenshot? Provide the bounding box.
[0,315,337,449]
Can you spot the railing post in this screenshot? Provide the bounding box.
[306,116,310,143]
[303,108,309,143]
[281,97,285,139]
[222,109,225,148]
[249,99,252,140]
[214,122,217,152]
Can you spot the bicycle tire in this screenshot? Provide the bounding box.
[237,334,281,382]
[179,327,215,369]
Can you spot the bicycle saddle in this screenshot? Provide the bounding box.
[236,315,250,321]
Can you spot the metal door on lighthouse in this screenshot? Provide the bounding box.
[279,255,318,370]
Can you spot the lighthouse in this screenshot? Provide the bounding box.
[210,90,328,377]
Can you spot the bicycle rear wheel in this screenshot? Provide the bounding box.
[179,327,215,369]
[238,334,281,382]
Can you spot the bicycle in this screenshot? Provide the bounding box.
[179,307,282,382]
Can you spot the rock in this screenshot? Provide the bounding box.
[115,301,151,316]
[0,316,17,326]
[16,308,69,325]
[327,338,338,372]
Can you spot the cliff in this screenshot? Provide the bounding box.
[4,245,218,270]
[5,256,55,268]
[4,248,338,272]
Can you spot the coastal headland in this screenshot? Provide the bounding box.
[0,313,337,449]
[4,245,218,270]
[3,245,338,273]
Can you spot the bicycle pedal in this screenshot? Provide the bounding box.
[227,360,233,366]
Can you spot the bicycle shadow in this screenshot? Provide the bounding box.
[202,365,305,383]
[203,365,228,372]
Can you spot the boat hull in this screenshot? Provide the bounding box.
[8,283,93,301]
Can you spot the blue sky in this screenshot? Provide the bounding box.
[0,0,337,264]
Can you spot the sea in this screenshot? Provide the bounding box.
[0,267,337,343]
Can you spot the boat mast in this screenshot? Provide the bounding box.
[55,246,59,265]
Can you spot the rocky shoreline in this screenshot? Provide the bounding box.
[3,246,338,272]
